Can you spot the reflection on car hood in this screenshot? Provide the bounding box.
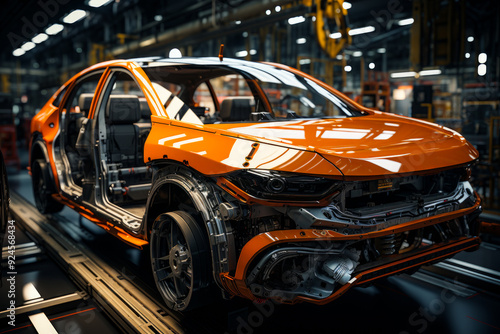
[215,113,478,177]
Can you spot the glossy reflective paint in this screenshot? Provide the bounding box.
[34,58,478,180]
[145,117,343,176]
[204,112,478,177]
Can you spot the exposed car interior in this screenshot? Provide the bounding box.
[97,73,153,215]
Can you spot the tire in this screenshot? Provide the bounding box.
[150,210,213,311]
[31,159,64,214]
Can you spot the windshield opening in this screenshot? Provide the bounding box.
[142,61,364,124]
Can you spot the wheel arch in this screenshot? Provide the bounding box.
[142,162,233,290]
[30,133,48,165]
[30,134,57,190]
[142,163,214,239]
[144,178,199,239]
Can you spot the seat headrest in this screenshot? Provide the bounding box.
[106,95,141,124]
[220,97,254,121]
[78,93,94,114]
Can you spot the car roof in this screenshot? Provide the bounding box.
[128,56,271,67]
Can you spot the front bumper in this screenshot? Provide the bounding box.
[219,193,482,304]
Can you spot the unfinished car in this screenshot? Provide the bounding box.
[30,57,482,311]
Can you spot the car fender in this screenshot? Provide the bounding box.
[143,164,235,288]
[144,117,343,177]
[30,136,59,193]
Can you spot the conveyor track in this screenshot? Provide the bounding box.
[5,191,190,334]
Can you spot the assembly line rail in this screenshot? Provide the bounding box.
[5,191,187,334]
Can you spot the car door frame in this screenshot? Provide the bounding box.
[53,69,109,203]
[90,67,152,232]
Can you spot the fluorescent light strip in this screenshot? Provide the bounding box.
[235,50,247,57]
[419,69,441,76]
[390,69,442,78]
[349,26,375,36]
[89,0,113,8]
[288,16,306,25]
[45,23,64,35]
[329,32,342,39]
[21,42,36,51]
[390,71,416,78]
[398,18,414,26]
[32,33,48,44]
[63,9,87,24]
[13,48,26,56]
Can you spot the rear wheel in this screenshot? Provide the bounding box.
[31,159,64,214]
[150,211,212,311]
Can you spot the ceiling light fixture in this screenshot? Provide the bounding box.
[397,18,414,26]
[390,69,442,79]
[45,23,64,35]
[88,0,113,8]
[329,32,342,39]
[348,26,375,36]
[288,16,306,25]
[21,42,36,51]
[478,53,487,63]
[63,9,87,24]
[235,50,248,57]
[419,69,441,76]
[390,71,416,79]
[13,48,26,57]
[169,48,182,58]
[32,33,48,44]
[477,64,486,76]
[343,2,352,10]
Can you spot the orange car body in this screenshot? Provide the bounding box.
[30,58,481,310]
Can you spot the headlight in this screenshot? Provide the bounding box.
[223,170,341,201]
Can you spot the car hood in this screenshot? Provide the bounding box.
[214,113,479,177]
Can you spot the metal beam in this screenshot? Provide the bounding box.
[0,67,48,76]
[110,0,298,57]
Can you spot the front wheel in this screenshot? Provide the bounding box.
[150,211,213,311]
[31,159,64,214]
